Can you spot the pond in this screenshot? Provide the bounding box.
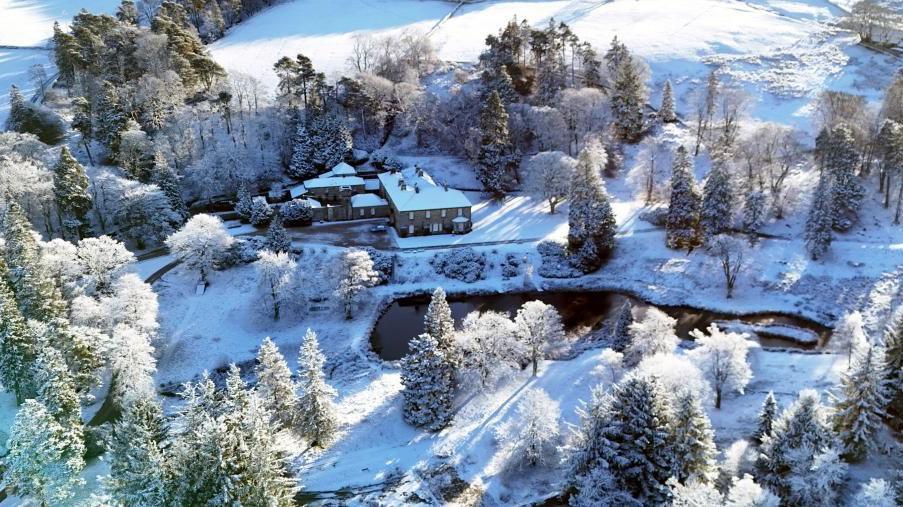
[369,290,831,361]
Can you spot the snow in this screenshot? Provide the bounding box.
[377,167,472,212]
[0,0,122,46]
[288,184,307,199]
[350,193,388,208]
[323,162,358,177]
[302,176,365,189]
[0,47,51,126]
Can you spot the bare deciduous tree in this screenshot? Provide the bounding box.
[707,234,746,299]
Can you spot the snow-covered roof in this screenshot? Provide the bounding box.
[350,193,388,208]
[377,169,471,212]
[303,197,322,208]
[364,179,380,191]
[330,162,357,176]
[289,184,307,198]
[302,176,365,189]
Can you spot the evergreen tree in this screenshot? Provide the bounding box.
[753,391,778,444]
[52,22,78,87]
[71,97,94,165]
[4,400,85,505]
[95,81,127,161]
[611,53,647,143]
[700,165,733,239]
[4,85,26,132]
[41,320,102,401]
[481,65,518,104]
[666,146,702,250]
[233,394,297,506]
[884,306,903,422]
[116,0,139,25]
[741,189,767,245]
[581,44,603,89]
[288,114,352,179]
[832,344,889,461]
[0,260,36,404]
[151,152,188,224]
[610,301,633,352]
[235,183,254,221]
[104,396,169,506]
[660,80,676,123]
[569,376,675,504]
[401,332,454,431]
[34,346,84,442]
[567,146,617,272]
[670,391,718,484]
[477,91,517,195]
[535,50,565,106]
[424,287,460,369]
[255,337,299,430]
[167,374,222,505]
[266,212,291,254]
[53,146,92,239]
[296,329,338,447]
[823,126,864,226]
[3,203,65,320]
[805,174,834,260]
[288,120,316,179]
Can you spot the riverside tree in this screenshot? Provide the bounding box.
[296,329,338,447]
[567,145,617,272]
[670,391,718,484]
[335,248,378,319]
[688,324,752,409]
[706,234,746,299]
[401,332,454,431]
[666,146,702,251]
[165,214,235,284]
[700,165,733,238]
[514,300,564,376]
[625,307,679,366]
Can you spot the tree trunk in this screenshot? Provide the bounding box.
[715,387,722,409]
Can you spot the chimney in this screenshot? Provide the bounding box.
[414,183,420,193]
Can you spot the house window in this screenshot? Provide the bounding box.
[370,208,375,216]
[425,211,431,218]
[441,209,447,218]
[432,223,441,232]
[359,209,365,217]
[457,208,464,217]
[408,212,414,220]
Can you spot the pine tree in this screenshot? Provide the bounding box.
[53,146,92,239]
[611,47,647,143]
[884,306,903,422]
[235,183,254,221]
[0,260,36,404]
[152,152,188,224]
[105,396,168,506]
[823,126,864,226]
[3,203,65,321]
[4,85,26,132]
[567,146,617,272]
[288,114,352,179]
[71,97,94,165]
[233,394,297,506]
[805,174,834,260]
[832,344,889,461]
[4,399,85,505]
[610,301,633,352]
[401,332,454,431]
[266,212,291,254]
[424,287,460,369]
[41,320,102,401]
[288,120,316,179]
[477,91,517,195]
[753,392,778,444]
[34,347,84,442]
[167,374,222,505]
[666,146,702,250]
[569,376,675,504]
[482,65,518,104]
[660,80,676,123]
[296,329,338,447]
[535,50,565,105]
[255,337,299,430]
[700,165,733,239]
[116,0,139,25]
[95,81,127,161]
[670,391,718,484]
[742,189,767,245]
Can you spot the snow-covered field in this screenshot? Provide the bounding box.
[0,0,121,46]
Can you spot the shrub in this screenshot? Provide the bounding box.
[250,196,273,226]
[502,253,521,280]
[536,240,581,278]
[639,208,669,227]
[11,103,65,144]
[362,247,395,285]
[431,247,487,283]
[280,199,314,226]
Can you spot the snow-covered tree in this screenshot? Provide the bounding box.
[753,392,778,444]
[854,478,898,507]
[610,45,648,143]
[594,348,625,386]
[666,146,702,251]
[75,236,135,296]
[53,146,92,239]
[832,343,888,461]
[477,91,517,195]
[109,324,157,407]
[610,301,634,352]
[165,214,235,283]
[515,300,565,376]
[830,310,868,360]
[660,80,676,123]
[558,88,608,155]
[235,391,298,505]
[266,212,291,253]
[636,353,712,406]
[255,337,299,430]
[523,151,576,213]
[670,391,718,484]
[568,375,675,504]
[567,145,617,272]
[784,446,847,507]
[424,287,459,368]
[823,125,864,226]
[249,196,273,227]
[706,234,747,299]
[4,203,65,321]
[724,474,780,507]
[151,152,188,224]
[501,388,560,469]
[401,332,454,431]
[235,184,254,221]
[119,119,151,180]
[668,479,722,506]
[4,399,85,505]
[296,329,338,447]
[741,189,767,245]
[805,174,834,260]
[105,273,160,338]
[688,324,753,409]
[885,306,903,421]
[104,396,168,507]
[289,114,352,179]
[701,165,734,238]
[255,250,297,321]
[625,307,679,366]
[334,248,378,319]
[114,180,179,249]
[459,310,520,389]
[0,263,36,403]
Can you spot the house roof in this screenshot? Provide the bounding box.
[289,184,307,199]
[303,197,322,208]
[350,193,388,208]
[302,176,365,189]
[364,179,380,191]
[331,162,357,176]
[377,169,471,212]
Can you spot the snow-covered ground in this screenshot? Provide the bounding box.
[0,47,52,125]
[0,0,121,46]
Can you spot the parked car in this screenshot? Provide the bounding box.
[370,224,388,233]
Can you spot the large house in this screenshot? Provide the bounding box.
[288,163,472,236]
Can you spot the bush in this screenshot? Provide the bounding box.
[370,149,405,172]
[362,247,395,285]
[221,237,264,268]
[11,103,65,144]
[536,240,581,278]
[249,196,273,226]
[431,247,487,283]
[501,253,521,280]
[639,208,669,227]
[280,199,314,226]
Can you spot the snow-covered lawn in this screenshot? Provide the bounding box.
[0,47,51,126]
[0,0,122,46]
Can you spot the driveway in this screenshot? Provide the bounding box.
[284,218,395,249]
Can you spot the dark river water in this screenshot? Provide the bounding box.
[370,290,830,360]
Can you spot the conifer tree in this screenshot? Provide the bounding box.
[4,85,26,132]
[753,391,778,444]
[288,120,316,179]
[41,320,102,400]
[477,91,517,195]
[296,329,338,447]
[71,97,94,165]
[4,399,85,506]
[481,65,517,104]
[116,0,139,25]
[255,337,299,430]
[610,46,647,143]
[569,375,675,504]
[823,126,864,226]
[660,80,676,123]
[266,212,291,254]
[234,394,297,506]
[884,306,903,421]
[53,146,92,239]
[742,189,767,245]
[670,391,718,484]
[424,287,459,368]
[95,81,127,160]
[610,301,633,352]
[0,260,36,404]
[567,146,617,272]
[167,374,222,505]
[666,146,702,250]
[700,165,733,239]
[105,396,168,506]
[401,332,454,431]
[805,174,834,260]
[34,347,84,441]
[152,152,188,224]
[235,183,253,221]
[3,203,65,320]
[832,344,889,461]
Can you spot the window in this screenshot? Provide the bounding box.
[408,212,414,220]
[370,208,375,216]
[425,210,431,218]
[441,209,447,218]
[359,209,365,217]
